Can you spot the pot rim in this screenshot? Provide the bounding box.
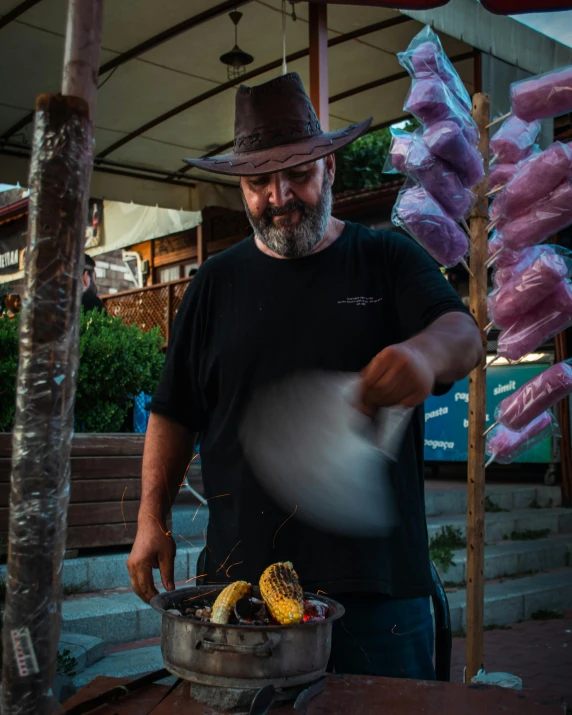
[150,584,345,631]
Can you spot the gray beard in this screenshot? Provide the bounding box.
[242,174,332,258]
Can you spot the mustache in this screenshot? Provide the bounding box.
[263,200,308,220]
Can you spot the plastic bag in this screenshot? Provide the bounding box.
[495,360,572,432]
[489,116,541,164]
[486,411,558,465]
[495,142,572,222]
[386,129,474,219]
[496,179,572,251]
[511,64,572,123]
[397,25,472,113]
[492,244,550,288]
[488,250,570,328]
[385,128,414,174]
[497,280,572,361]
[423,120,484,189]
[404,78,479,145]
[392,185,469,267]
[489,163,516,192]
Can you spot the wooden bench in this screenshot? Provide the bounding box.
[0,433,203,552]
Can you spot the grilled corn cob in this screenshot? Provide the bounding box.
[259,562,304,625]
[210,581,252,624]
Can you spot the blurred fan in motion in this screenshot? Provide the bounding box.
[127,73,482,680]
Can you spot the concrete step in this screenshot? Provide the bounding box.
[435,534,572,585]
[172,504,209,541]
[427,507,572,544]
[425,485,560,517]
[58,633,104,675]
[0,544,203,595]
[447,567,572,632]
[72,645,168,690]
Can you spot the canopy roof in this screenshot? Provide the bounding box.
[1,0,571,209]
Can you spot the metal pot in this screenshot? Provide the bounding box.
[150,585,344,689]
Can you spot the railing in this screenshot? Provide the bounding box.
[102,276,192,344]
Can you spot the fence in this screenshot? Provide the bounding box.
[102,276,192,344]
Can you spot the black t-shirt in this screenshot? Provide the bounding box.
[152,222,467,597]
[82,291,106,313]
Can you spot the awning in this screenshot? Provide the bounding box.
[1,0,571,210]
[306,0,572,14]
[87,200,202,258]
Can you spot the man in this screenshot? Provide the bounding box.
[82,254,106,313]
[127,73,482,679]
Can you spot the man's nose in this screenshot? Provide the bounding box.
[268,174,294,207]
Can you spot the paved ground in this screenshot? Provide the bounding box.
[109,614,572,700]
[451,611,572,699]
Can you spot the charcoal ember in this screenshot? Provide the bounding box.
[304,599,328,621]
[234,596,269,623]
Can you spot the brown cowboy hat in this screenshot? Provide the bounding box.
[184,72,372,177]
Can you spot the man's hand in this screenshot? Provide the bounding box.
[127,517,176,604]
[360,343,436,413]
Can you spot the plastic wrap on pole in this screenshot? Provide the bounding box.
[397,25,472,113]
[404,78,479,146]
[0,95,91,713]
[489,116,540,164]
[510,65,572,123]
[487,234,521,272]
[423,120,484,189]
[495,142,572,222]
[486,412,558,464]
[487,251,570,328]
[495,360,572,432]
[392,185,469,267]
[497,280,572,362]
[496,179,572,252]
[385,129,474,219]
[385,128,414,174]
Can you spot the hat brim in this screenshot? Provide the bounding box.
[184,117,373,177]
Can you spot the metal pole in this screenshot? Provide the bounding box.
[1,2,103,712]
[465,92,490,682]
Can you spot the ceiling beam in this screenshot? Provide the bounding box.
[0,0,253,143]
[172,50,475,179]
[97,15,413,159]
[0,0,42,31]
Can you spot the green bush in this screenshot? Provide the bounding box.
[333,118,420,193]
[0,310,164,433]
[0,316,19,432]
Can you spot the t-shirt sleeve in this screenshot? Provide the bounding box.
[384,231,470,340]
[150,274,208,432]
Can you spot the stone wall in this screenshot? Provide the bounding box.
[93,250,137,295]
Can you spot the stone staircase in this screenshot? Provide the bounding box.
[4,485,567,693]
[426,485,572,632]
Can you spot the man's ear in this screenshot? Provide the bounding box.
[324,154,336,185]
[82,270,90,291]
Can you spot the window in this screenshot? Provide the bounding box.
[156,262,198,283]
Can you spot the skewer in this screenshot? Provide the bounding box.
[485,247,504,267]
[460,216,471,235]
[484,321,493,334]
[483,421,498,437]
[485,453,496,469]
[460,258,474,278]
[486,111,511,129]
[483,354,501,371]
[486,184,505,197]
[486,217,500,233]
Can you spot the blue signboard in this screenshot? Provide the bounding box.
[424,364,554,463]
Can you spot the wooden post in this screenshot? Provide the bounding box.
[1,2,103,712]
[166,282,173,344]
[309,2,329,131]
[465,92,490,682]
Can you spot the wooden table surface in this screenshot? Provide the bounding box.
[63,674,565,714]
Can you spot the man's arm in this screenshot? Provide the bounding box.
[361,312,483,411]
[127,413,196,603]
